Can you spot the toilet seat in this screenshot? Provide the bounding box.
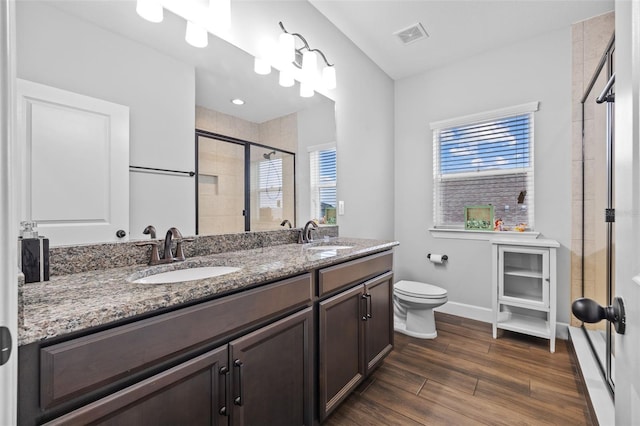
[395,280,447,299]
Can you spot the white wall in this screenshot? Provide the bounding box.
[16,2,196,241]
[394,28,573,323]
[228,1,396,240]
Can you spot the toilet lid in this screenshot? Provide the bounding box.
[395,280,447,298]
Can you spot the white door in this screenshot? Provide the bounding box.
[17,79,129,246]
[0,0,17,424]
[614,1,640,424]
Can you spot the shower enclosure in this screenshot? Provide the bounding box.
[580,34,615,394]
[196,130,296,235]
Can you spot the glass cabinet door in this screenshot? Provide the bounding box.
[498,246,549,309]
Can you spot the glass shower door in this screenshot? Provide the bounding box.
[581,37,615,393]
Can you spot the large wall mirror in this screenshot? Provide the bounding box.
[15,0,336,246]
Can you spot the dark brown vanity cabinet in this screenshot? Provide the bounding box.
[20,250,396,425]
[44,307,314,426]
[20,273,314,426]
[317,252,394,421]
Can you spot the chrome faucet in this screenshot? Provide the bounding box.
[300,220,318,244]
[280,219,292,228]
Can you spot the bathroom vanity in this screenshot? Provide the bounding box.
[17,237,397,425]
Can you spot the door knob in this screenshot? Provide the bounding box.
[571,297,626,334]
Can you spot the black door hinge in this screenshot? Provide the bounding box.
[605,208,615,223]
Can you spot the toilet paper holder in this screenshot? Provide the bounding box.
[427,253,448,261]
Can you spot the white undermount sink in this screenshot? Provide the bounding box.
[132,266,241,284]
[306,245,353,250]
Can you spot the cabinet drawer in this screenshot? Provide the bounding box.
[40,273,312,409]
[43,347,228,426]
[318,251,392,297]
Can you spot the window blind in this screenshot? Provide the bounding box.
[310,147,337,221]
[433,112,535,228]
[258,158,282,209]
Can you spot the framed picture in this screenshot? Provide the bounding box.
[464,205,494,230]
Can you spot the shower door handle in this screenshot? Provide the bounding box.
[572,297,626,334]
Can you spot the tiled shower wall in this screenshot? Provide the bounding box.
[571,12,614,327]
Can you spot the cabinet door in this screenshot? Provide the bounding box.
[498,246,549,309]
[44,347,229,426]
[364,272,394,374]
[229,307,313,426]
[318,284,365,421]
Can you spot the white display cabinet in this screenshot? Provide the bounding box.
[491,238,559,352]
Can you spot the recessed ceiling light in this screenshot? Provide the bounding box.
[231,98,245,105]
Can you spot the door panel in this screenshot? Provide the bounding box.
[229,307,313,426]
[364,272,394,373]
[17,79,129,246]
[0,0,17,424]
[318,284,365,420]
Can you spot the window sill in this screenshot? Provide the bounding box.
[428,228,540,241]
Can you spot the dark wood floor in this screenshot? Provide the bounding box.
[325,312,594,425]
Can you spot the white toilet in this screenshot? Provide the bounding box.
[393,280,448,339]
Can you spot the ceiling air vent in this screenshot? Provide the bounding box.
[393,23,429,45]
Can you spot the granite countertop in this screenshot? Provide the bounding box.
[19,237,398,346]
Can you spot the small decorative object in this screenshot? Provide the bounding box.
[515,223,527,232]
[494,218,504,231]
[464,205,494,231]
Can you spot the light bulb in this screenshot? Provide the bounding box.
[209,0,231,31]
[300,81,314,98]
[301,50,317,82]
[322,65,336,90]
[185,21,208,48]
[279,68,294,87]
[254,56,271,75]
[136,0,163,23]
[278,33,295,64]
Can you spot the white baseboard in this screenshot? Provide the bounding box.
[434,301,570,340]
[434,301,493,323]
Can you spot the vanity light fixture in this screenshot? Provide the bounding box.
[279,68,295,87]
[231,98,245,105]
[136,0,231,49]
[136,0,163,23]
[185,20,208,48]
[209,0,231,31]
[300,81,314,98]
[255,21,336,96]
[254,57,271,75]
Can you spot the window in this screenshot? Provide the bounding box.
[432,102,538,230]
[310,144,337,224]
[258,157,283,210]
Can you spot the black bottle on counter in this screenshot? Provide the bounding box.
[18,221,49,283]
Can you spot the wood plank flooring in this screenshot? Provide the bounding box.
[325,312,594,425]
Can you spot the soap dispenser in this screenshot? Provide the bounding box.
[18,221,49,283]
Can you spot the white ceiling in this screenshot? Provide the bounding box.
[309,0,615,80]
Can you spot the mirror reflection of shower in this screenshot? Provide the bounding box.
[251,146,295,232]
[262,150,282,200]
